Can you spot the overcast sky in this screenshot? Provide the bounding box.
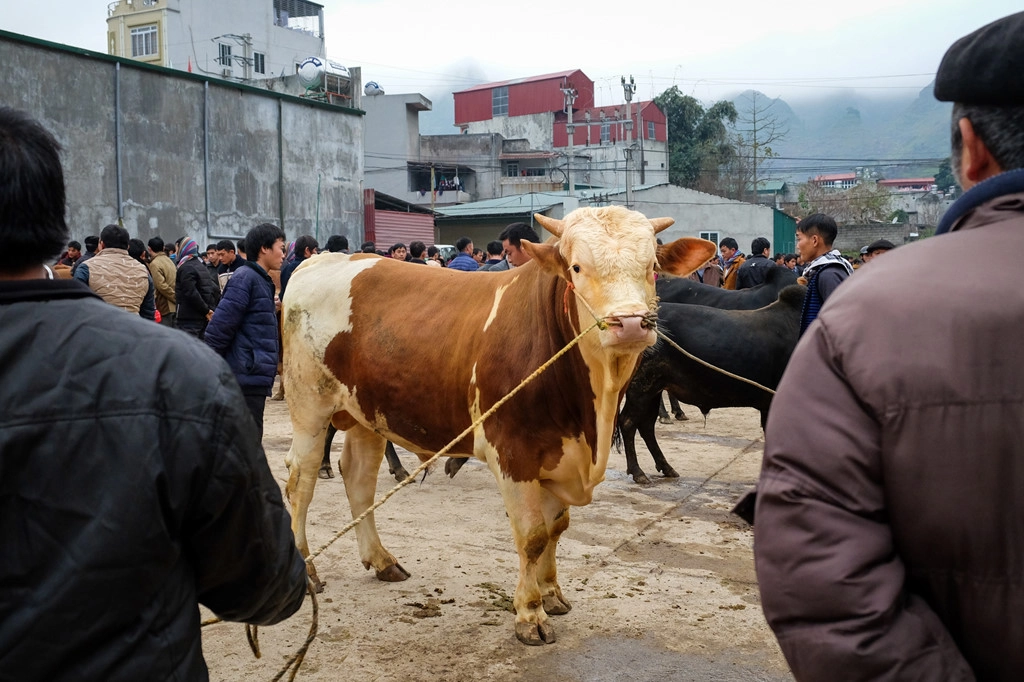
[3,0,1019,104]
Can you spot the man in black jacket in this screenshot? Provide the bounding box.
[736,236,775,289]
[0,107,307,681]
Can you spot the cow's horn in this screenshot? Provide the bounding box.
[534,213,564,238]
[650,217,674,234]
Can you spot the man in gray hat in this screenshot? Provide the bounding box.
[753,11,1024,680]
[863,238,895,263]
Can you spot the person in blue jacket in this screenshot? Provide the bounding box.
[205,222,286,438]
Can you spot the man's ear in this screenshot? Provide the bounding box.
[657,238,718,277]
[959,117,1001,187]
[521,241,569,278]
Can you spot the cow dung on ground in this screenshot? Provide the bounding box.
[199,397,794,681]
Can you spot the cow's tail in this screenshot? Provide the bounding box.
[611,418,623,453]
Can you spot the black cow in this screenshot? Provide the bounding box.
[320,425,411,482]
[657,265,797,309]
[618,285,804,484]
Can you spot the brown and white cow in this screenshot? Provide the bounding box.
[282,206,715,645]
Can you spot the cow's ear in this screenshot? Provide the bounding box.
[522,241,569,279]
[658,238,718,277]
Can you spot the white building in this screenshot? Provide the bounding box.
[106,0,324,82]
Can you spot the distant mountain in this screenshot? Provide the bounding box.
[731,85,952,183]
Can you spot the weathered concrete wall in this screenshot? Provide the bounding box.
[0,30,363,249]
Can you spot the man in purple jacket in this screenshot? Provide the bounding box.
[754,11,1024,680]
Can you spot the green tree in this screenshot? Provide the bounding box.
[934,157,958,194]
[653,87,737,190]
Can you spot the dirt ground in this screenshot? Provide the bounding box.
[200,396,793,682]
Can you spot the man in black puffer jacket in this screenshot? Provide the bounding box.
[0,108,307,681]
[205,222,286,438]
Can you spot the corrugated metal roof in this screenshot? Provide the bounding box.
[454,69,582,95]
[498,151,557,160]
[433,193,565,219]
[756,180,788,192]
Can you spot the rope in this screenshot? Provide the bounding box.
[653,328,776,395]
[306,317,603,563]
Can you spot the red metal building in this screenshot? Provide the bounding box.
[454,69,595,126]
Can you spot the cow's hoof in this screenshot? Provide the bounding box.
[376,563,411,582]
[674,411,688,422]
[516,621,556,645]
[390,466,411,483]
[631,472,652,485]
[543,593,572,615]
[658,416,672,425]
[659,465,680,478]
[318,464,334,479]
[445,458,468,479]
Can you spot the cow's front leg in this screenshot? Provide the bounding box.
[494,477,558,645]
[537,494,572,616]
[340,425,410,582]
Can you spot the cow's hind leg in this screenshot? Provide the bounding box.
[285,420,332,591]
[340,425,410,582]
[638,404,679,479]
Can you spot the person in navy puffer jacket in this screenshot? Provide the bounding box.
[205,222,286,438]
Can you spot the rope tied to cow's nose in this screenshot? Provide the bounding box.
[563,278,657,332]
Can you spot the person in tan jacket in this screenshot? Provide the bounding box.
[753,11,1024,680]
[718,237,745,289]
[147,236,176,326]
[73,224,155,319]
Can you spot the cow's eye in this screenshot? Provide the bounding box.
[572,265,581,274]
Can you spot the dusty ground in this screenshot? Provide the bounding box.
[201,397,793,682]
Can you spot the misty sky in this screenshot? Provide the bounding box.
[3,0,1019,105]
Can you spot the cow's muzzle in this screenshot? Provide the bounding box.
[604,311,658,344]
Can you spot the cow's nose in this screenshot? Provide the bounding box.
[607,315,650,343]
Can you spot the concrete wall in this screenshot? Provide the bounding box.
[0,30,363,249]
[581,185,778,255]
[362,93,430,200]
[464,112,555,148]
[834,223,926,253]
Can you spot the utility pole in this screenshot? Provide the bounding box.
[622,75,636,209]
[560,80,579,196]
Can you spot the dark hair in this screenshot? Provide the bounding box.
[719,237,738,251]
[472,247,484,258]
[499,222,540,248]
[294,234,319,257]
[100,224,130,250]
[388,242,407,255]
[455,236,473,253]
[409,240,426,258]
[485,240,503,257]
[84,235,99,252]
[127,238,148,263]
[951,103,1024,180]
[360,241,376,254]
[326,234,348,252]
[215,239,235,252]
[751,237,770,255]
[427,245,439,257]
[147,236,164,252]
[796,213,838,246]
[785,253,797,263]
[244,223,285,261]
[68,240,82,251]
[0,108,69,270]
[205,244,217,253]
[237,239,246,255]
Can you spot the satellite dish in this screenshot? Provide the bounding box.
[364,81,385,96]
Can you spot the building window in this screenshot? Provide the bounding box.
[492,86,508,117]
[254,52,266,74]
[600,122,610,145]
[647,121,656,140]
[505,163,519,178]
[219,43,232,67]
[130,25,158,57]
[700,231,720,245]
